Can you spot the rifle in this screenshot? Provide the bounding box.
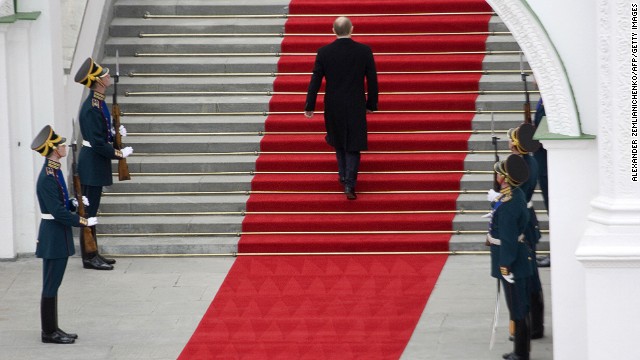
[491,112,500,192]
[113,49,131,181]
[71,119,97,253]
[520,52,532,124]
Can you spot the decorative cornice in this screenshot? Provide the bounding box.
[486,0,581,137]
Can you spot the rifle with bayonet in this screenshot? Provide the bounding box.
[70,119,97,253]
[491,111,500,192]
[113,49,131,181]
[520,52,532,124]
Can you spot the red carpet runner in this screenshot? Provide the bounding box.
[180,0,492,358]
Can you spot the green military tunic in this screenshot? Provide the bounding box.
[489,186,533,280]
[35,159,86,259]
[77,90,123,187]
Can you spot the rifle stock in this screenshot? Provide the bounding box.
[112,102,131,181]
[70,140,97,253]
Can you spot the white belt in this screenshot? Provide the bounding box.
[527,201,533,209]
[82,140,91,147]
[486,233,525,246]
[41,214,54,220]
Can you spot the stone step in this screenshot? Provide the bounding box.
[97,215,245,235]
[123,155,257,173]
[95,236,240,255]
[99,194,249,213]
[113,0,291,18]
[109,18,287,38]
[115,93,540,114]
[104,174,253,193]
[103,35,518,57]
[109,15,509,37]
[452,213,548,231]
[111,73,534,93]
[120,115,268,133]
[449,234,550,251]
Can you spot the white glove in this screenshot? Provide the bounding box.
[121,146,134,158]
[119,125,127,137]
[502,272,515,284]
[487,189,500,202]
[87,217,98,226]
[82,196,90,207]
[71,198,78,208]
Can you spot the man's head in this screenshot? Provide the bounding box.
[333,16,353,37]
[507,123,541,154]
[74,57,111,89]
[494,154,529,188]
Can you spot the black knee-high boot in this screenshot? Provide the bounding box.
[53,297,77,339]
[92,226,116,265]
[514,317,530,360]
[530,290,544,339]
[41,297,74,344]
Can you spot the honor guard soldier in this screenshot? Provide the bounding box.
[486,154,533,360]
[74,57,133,270]
[32,125,98,344]
[508,124,545,340]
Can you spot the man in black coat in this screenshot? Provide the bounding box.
[31,125,98,344]
[305,16,378,200]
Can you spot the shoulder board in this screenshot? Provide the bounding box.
[497,187,513,203]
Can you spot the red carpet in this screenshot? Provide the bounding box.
[179,0,491,358]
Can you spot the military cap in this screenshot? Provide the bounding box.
[507,123,541,154]
[74,57,109,88]
[31,125,66,157]
[494,154,529,187]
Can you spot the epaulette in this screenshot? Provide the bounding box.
[496,187,513,203]
[45,159,60,176]
[92,91,105,109]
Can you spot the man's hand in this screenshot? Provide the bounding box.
[119,125,127,137]
[87,217,98,227]
[304,111,314,119]
[82,196,90,207]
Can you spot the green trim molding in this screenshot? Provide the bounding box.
[534,116,596,140]
[0,11,40,23]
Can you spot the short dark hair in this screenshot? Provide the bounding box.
[333,17,352,36]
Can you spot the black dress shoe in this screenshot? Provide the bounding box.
[502,353,528,360]
[57,328,78,339]
[344,186,357,200]
[83,255,113,270]
[42,330,75,344]
[98,254,116,265]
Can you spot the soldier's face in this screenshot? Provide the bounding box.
[55,144,68,158]
[98,73,112,87]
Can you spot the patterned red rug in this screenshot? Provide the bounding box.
[179,0,491,358]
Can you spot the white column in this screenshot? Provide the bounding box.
[543,139,597,360]
[7,21,39,255]
[576,1,640,359]
[0,25,16,259]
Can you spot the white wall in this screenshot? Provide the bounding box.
[526,0,598,135]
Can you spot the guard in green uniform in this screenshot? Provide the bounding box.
[32,125,98,344]
[487,154,533,360]
[508,124,545,339]
[74,57,133,270]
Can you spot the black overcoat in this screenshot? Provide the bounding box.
[305,38,378,151]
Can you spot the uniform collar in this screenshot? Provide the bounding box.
[46,159,61,170]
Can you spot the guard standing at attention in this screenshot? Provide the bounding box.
[487,154,533,360]
[507,124,545,340]
[74,57,133,270]
[32,125,98,344]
